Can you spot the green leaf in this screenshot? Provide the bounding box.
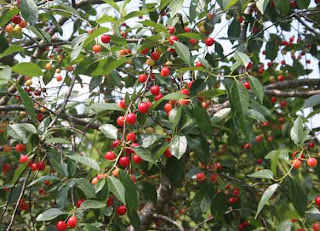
[20,0,38,26]
[197,89,226,98]
[73,178,96,199]
[233,51,251,67]
[290,117,308,145]
[211,192,228,217]
[173,41,191,65]
[265,149,289,160]
[0,45,24,59]
[169,135,187,159]
[276,220,292,231]
[140,20,167,33]
[120,170,138,212]
[168,0,184,17]
[102,0,120,12]
[70,33,89,61]
[12,162,28,183]
[66,154,100,171]
[228,18,240,43]
[47,152,68,177]
[297,0,310,9]
[48,14,63,35]
[128,210,141,231]
[194,106,213,137]
[139,181,157,202]
[304,94,320,108]
[288,177,308,216]
[83,27,109,47]
[275,0,290,15]
[152,92,188,109]
[16,85,36,123]
[0,9,19,27]
[91,103,124,112]
[256,0,269,14]
[255,183,279,218]
[249,76,264,103]
[225,0,239,10]
[94,178,106,194]
[91,58,128,77]
[265,41,279,61]
[12,62,42,77]
[247,109,266,122]
[131,147,156,164]
[191,183,214,216]
[28,176,61,187]
[139,134,165,148]
[189,0,200,22]
[99,124,118,140]
[36,208,67,221]
[45,138,71,144]
[7,123,37,143]
[28,26,51,44]
[306,208,320,220]
[108,176,126,204]
[231,80,249,132]
[80,200,106,210]
[248,169,274,179]
[211,108,231,124]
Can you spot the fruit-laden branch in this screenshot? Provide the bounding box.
[153,214,184,231]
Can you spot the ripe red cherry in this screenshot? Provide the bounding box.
[126,132,136,142]
[205,37,215,46]
[138,102,149,113]
[210,174,218,182]
[117,116,125,127]
[309,142,315,149]
[119,156,130,167]
[195,62,203,67]
[76,199,85,208]
[126,113,137,125]
[271,97,277,103]
[16,143,26,153]
[315,196,320,206]
[160,67,170,77]
[67,216,77,228]
[164,103,173,113]
[238,15,243,23]
[105,151,115,160]
[133,155,143,164]
[246,62,253,70]
[118,99,126,108]
[11,15,22,24]
[180,89,189,95]
[112,139,121,148]
[189,38,198,44]
[169,35,178,45]
[19,155,29,164]
[168,26,176,34]
[244,143,251,149]
[138,74,148,83]
[280,100,287,107]
[2,163,11,173]
[146,101,153,108]
[307,158,318,168]
[154,93,163,101]
[184,26,191,32]
[151,52,161,60]
[196,172,206,182]
[188,81,194,89]
[150,85,160,95]
[280,60,286,65]
[243,81,251,90]
[116,205,127,215]
[277,75,284,81]
[36,161,45,171]
[56,221,67,231]
[233,187,240,195]
[164,148,172,158]
[292,159,302,169]
[313,222,320,231]
[106,197,113,206]
[92,44,102,53]
[31,163,38,171]
[101,34,111,43]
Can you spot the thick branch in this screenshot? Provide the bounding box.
[265,89,320,98]
[264,79,320,90]
[153,214,184,231]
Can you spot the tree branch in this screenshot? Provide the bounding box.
[153,214,184,231]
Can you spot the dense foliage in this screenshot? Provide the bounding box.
[1,0,320,230]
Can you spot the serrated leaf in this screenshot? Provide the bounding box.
[16,85,36,123]
[168,0,184,17]
[120,170,138,212]
[247,109,266,122]
[99,124,118,140]
[288,177,308,216]
[249,76,264,103]
[91,103,124,112]
[233,51,251,67]
[248,169,274,179]
[66,154,100,171]
[7,123,37,143]
[139,134,165,148]
[169,135,187,159]
[73,178,96,198]
[91,58,128,77]
[36,208,67,221]
[173,41,191,65]
[256,0,269,14]
[290,117,308,145]
[211,108,231,124]
[276,220,292,231]
[80,200,106,210]
[304,94,320,108]
[225,0,239,10]
[194,105,213,137]
[108,176,125,204]
[297,0,310,9]
[255,183,279,218]
[12,62,42,76]
[20,0,38,26]
[275,0,290,15]
[131,147,156,164]
[28,176,61,187]
[0,45,24,59]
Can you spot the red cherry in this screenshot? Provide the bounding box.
[246,62,253,70]
[313,222,320,231]
[56,221,67,231]
[19,155,29,164]
[36,161,45,171]
[189,38,198,44]
[292,159,302,169]
[164,148,172,158]
[2,163,11,173]
[196,172,206,182]
[188,81,194,89]
[309,142,315,149]
[160,67,170,77]
[31,163,38,171]
[146,101,153,108]
[118,99,126,109]
[117,116,125,127]
[168,26,176,34]
[180,89,189,95]
[67,216,77,228]
[184,26,191,32]
[164,103,173,113]
[36,113,44,121]
[243,81,251,90]
[112,139,121,148]
[126,132,136,142]
[280,100,287,107]
[119,156,130,167]
[132,155,143,164]
[195,62,203,67]
[76,199,85,208]
[257,158,263,164]
[244,143,251,149]
[151,52,161,60]
[138,74,148,83]
[315,196,320,206]
[154,93,163,101]
[233,187,240,195]
[105,151,115,160]
[307,158,318,168]
[277,75,284,81]
[16,144,26,153]
[126,113,137,125]
[11,15,22,24]
[271,97,277,103]
[92,44,102,53]
[140,48,149,55]
[116,205,127,215]
[280,60,286,65]
[138,102,149,113]
[101,34,111,43]
[150,85,160,95]
[169,35,178,45]
[205,37,215,46]
[106,197,113,206]
[210,174,218,182]
[238,15,243,23]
